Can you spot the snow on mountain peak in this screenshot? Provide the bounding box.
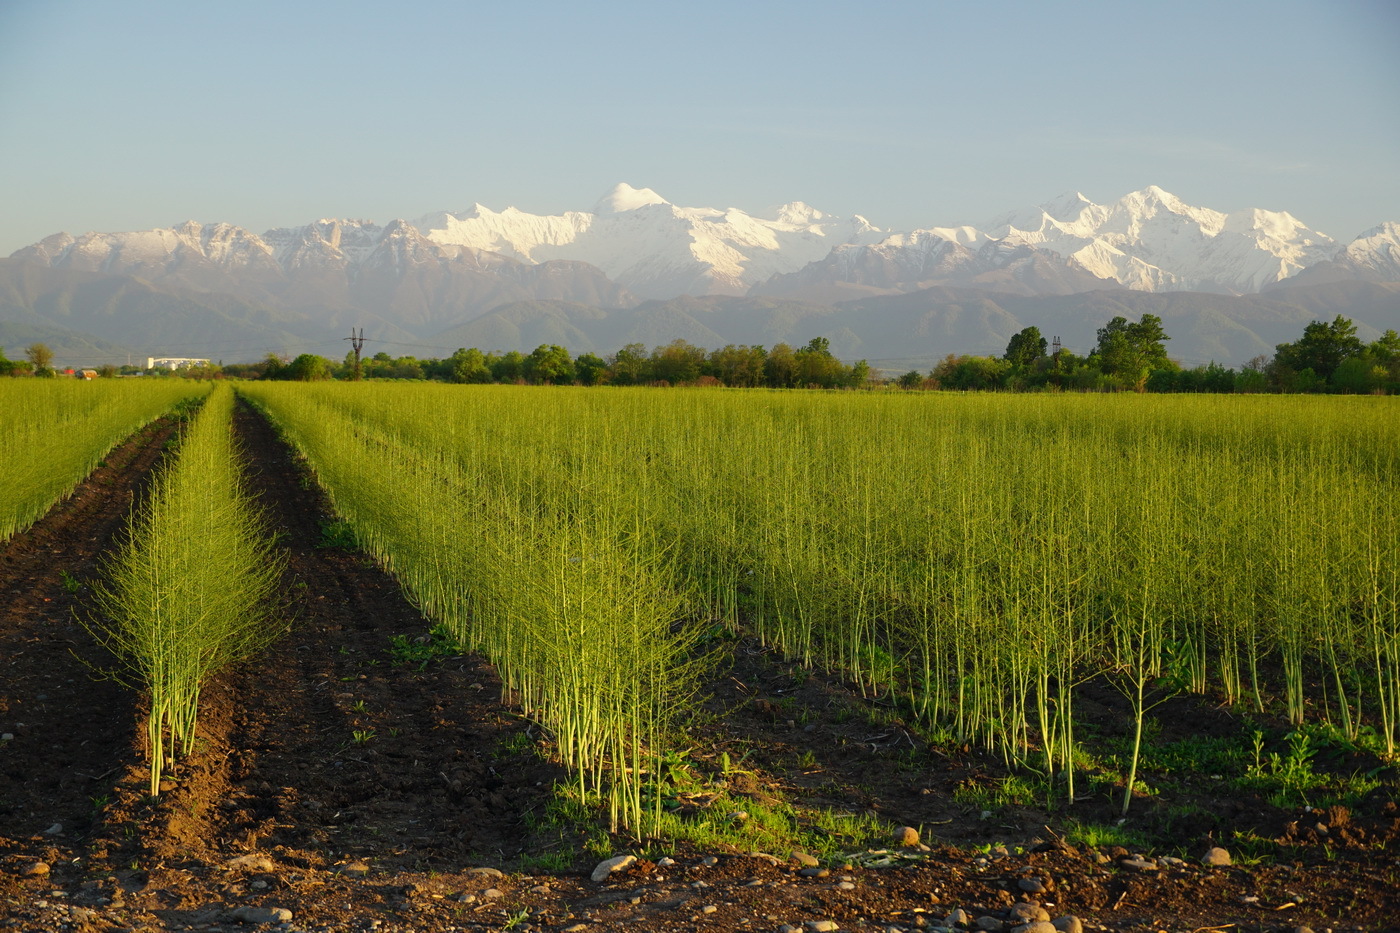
[11,186,1388,305]
[773,201,826,226]
[593,183,669,215]
[962,186,1352,293]
[1041,191,1096,222]
[1337,221,1400,270]
[1352,221,1400,244]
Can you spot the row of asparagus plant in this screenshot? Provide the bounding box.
[0,379,203,542]
[242,383,1399,819]
[239,382,705,832]
[88,384,284,795]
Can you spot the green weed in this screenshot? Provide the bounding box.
[388,624,461,669]
[494,732,535,758]
[318,520,359,549]
[1059,818,1149,851]
[516,850,576,873]
[59,569,82,594]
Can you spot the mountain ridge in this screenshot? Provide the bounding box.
[12,185,1393,304]
[5,186,1397,369]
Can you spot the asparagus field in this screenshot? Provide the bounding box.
[0,379,204,543]
[243,384,1400,822]
[3,381,1398,932]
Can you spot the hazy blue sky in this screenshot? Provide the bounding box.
[1,0,1397,255]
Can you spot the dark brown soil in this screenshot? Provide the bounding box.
[1,401,1397,933]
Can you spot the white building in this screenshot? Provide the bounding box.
[147,357,211,370]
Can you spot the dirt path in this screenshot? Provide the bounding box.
[1,400,1396,932]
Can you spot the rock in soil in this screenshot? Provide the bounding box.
[224,854,276,872]
[591,854,637,882]
[228,905,293,924]
[1202,845,1232,867]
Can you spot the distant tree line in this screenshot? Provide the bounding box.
[0,343,56,377]
[904,314,1399,395]
[9,315,1395,394]
[221,316,1394,394]
[231,338,872,389]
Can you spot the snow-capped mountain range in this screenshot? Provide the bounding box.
[13,183,1395,303]
[3,184,1397,370]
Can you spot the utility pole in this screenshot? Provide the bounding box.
[343,328,366,381]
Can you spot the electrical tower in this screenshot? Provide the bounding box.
[343,328,366,381]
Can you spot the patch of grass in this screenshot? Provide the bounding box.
[804,807,893,855]
[494,731,536,758]
[1059,818,1150,851]
[1294,719,1392,763]
[646,786,891,859]
[583,827,614,859]
[59,569,82,594]
[1142,733,1249,777]
[1227,828,1279,865]
[953,773,1048,810]
[544,752,890,863]
[541,792,594,829]
[388,624,461,669]
[318,520,359,549]
[1232,727,1384,809]
[517,850,576,873]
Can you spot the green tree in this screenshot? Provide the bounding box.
[708,344,766,387]
[1003,326,1048,366]
[1330,355,1386,394]
[1367,329,1400,389]
[285,353,332,381]
[1093,314,1171,388]
[931,354,1009,390]
[25,343,54,374]
[574,352,609,386]
[524,344,575,384]
[650,339,706,385]
[1274,315,1365,382]
[795,336,847,388]
[447,347,491,384]
[389,357,424,380]
[609,343,650,386]
[1371,329,1400,368]
[764,343,798,388]
[491,350,526,383]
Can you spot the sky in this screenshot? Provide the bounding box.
[1,0,1398,257]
